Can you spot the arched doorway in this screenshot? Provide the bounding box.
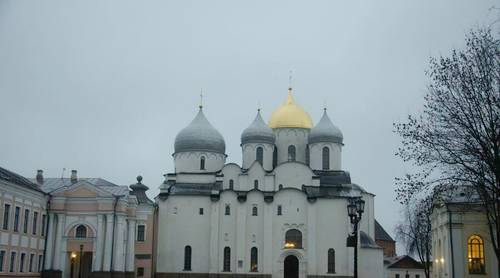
[284,255,299,278]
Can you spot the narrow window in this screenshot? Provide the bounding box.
[256,147,263,165]
[23,209,29,233]
[415,275,420,278]
[29,254,34,272]
[184,246,192,270]
[306,145,310,165]
[19,253,25,272]
[37,255,43,272]
[252,206,258,216]
[288,145,296,161]
[137,267,145,277]
[225,205,230,216]
[395,275,400,278]
[199,208,204,215]
[32,212,38,235]
[322,147,330,170]
[41,215,46,236]
[0,250,5,272]
[277,205,282,215]
[405,274,409,278]
[9,252,15,272]
[229,179,234,190]
[468,235,485,274]
[14,207,20,232]
[254,180,259,190]
[250,247,258,272]
[200,156,206,170]
[327,248,335,273]
[75,225,87,238]
[137,225,145,241]
[2,204,10,230]
[272,148,277,168]
[278,184,283,190]
[223,247,231,272]
[285,229,302,249]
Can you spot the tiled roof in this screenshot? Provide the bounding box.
[375,219,395,242]
[0,167,45,193]
[30,177,129,197]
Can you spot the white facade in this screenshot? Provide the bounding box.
[156,93,384,278]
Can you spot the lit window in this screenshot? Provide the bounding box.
[285,229,302,249]
[288,145,296,161]
[468,235,485,274]
[75,225,87,238]
[223,247,231,272]
[250,247,258,272]
[137,225,145,242]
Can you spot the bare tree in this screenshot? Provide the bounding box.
[394,28,500,275]
[396,195,433,278]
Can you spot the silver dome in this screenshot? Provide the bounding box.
[241,110,275,145]
[309,109,343,144]
[174,108,226,154]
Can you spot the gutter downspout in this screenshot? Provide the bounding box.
[447,204,455,278]
[110,195,120,272]
[41,194,52,275]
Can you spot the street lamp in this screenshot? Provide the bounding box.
[70,253,76,278]
[78,245,83,278]
[346,198,365,278]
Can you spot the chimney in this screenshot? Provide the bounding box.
[36,170,44,185]
[70,170,78,184]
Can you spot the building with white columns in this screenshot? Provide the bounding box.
[156,88,385,278]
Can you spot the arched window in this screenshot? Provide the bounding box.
[75,225,87,238]
[256,147,263,165]
[322,147,330,170]
[254,180,259,189]
[200,156,206,170]
[225,205,230,216]
[252,206,258,216]
[278,184,283,190]
[327,248,335,273]
[223,247,231,272]
[306,145,310,165]
[288,145,296,161]
[229,179,234,190]
[285,229,302,249]
[468,235,485,274]
[277,205,282,215]
[184,246,192,270]
[272,148,277,168]
[250,247,258,272]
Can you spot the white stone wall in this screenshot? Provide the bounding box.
[273,128,309,165]
[242,143,274,171]
[308,142,342,171]
[174,151,226,173]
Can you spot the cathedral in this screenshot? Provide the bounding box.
[155,88,384,277]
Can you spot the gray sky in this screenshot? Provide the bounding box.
[1,0,497,253]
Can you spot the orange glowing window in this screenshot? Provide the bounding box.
[467,235,485,274]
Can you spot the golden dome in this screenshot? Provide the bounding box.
[268,88,313,129]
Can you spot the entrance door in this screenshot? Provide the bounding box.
[284,255,299,278]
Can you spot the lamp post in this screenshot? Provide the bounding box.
[70,253,76,278]
[346,198,365,278]
[78,245,83,278]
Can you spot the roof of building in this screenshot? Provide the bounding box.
[0,166,45,193]
[130,176,154,205]
[30,177,129,196]
[268,88,313,129]
[174,108,226,154]
[360,231,382,249]
[241,110,275,145]
[375,219,395,242]
[384,255,424,269]
[309,109,343,144]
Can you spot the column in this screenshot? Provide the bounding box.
[93,214,104,271]
[113,215,126,271]
[235,203,246,273]
[102,214,114,271]
[52,213,65,271]
[44,212,56,269]
[209,202,219,273]
[307,204,317,275]
[126,219,136,272]
[263,202,273,274]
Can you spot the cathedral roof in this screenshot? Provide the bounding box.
[309,109,343,144]
[174,108,226,154]
[268,88,313,129]
[241,110,275,145]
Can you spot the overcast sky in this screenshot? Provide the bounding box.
[1,0,498,253]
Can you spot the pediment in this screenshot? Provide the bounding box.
[51,181,114,198]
